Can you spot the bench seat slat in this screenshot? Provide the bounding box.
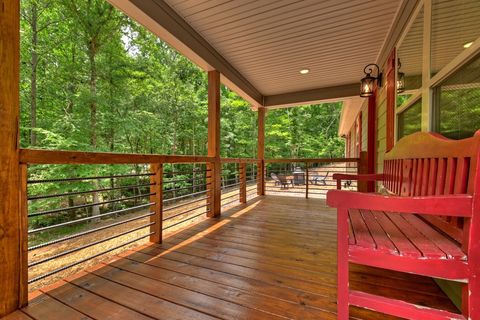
[386,213,447,259]
[349,209,375,248]
[359,210,398,254]
[402,214,466,260]
[371,211,422,258]
[349,211,463,260]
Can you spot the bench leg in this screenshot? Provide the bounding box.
[337,208,349,319]
[467,270,479,318]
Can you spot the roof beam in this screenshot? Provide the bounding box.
[108,0,263,106]
[263,83,359,108]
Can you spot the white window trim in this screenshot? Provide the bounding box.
[394,0,480,140]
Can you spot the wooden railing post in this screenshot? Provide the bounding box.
[257,107,265,196]
[0,0,22,315]
[305,162,309,199]
[207,70,221,217]
[240,163,247,203]
[150,163,163,243]
[19,164,29,308]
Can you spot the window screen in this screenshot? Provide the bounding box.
[398,99,422,139]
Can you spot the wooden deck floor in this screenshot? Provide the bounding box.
[6,196,458,320]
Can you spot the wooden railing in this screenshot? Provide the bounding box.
[18,148,361,300]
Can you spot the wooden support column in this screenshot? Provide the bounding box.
[367,87,377,192]
[239,163,247,203]
[150,163,163,243]
[207,70,221,217]
[257,107,265,196]
[0,0,22,315]
[358,151,369,192]
[305,162,309,199]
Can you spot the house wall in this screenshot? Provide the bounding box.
[361,102,368,152]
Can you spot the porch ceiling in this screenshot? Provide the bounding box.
[109,0,416,107]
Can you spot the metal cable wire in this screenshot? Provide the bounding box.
[163,183,210,193]
[28,183,154,200]
[28,202,154,234]
[163,212,206,230]
[163,190,208,202]
[163,203,210,221]
[29,211,155,251]
[28,193,154,217]
[163,196,209,212]
[28,232,153,284]
[29,222,154,268]
[28,173,153,184]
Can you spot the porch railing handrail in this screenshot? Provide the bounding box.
[19,148,215,164]
[265,157,359,163]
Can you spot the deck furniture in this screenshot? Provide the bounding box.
[308,171,329,185]
[327,131,480,320]
[271,172,292,189]
[293,167,305,185]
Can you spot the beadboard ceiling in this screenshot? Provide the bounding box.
[164,0,402,96]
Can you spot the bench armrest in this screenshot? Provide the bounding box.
[332,173,384,190]
[326,190,473,217]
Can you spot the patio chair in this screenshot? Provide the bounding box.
[277,174,293,189]
[309,171,329,185]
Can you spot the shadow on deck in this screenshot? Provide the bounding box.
[7,196,457,320]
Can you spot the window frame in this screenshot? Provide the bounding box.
[394,0,480,140]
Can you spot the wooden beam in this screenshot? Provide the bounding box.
[263,83,358,108]
[257,107,265,196]
[207,70,221,217]
[109,0,263,107]
[20,149,214,165]
[0,0,22,315]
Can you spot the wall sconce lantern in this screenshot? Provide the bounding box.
[397,59,405,93]
[360,64,382,97]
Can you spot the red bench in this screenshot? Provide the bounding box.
[327,131,480,320]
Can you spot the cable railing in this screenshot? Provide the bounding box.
[264,158,360,198]
[220,160,259,207]
[19,148,360,294]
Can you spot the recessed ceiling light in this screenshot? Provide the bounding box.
[464,42,473,49]
[299,69,310,74]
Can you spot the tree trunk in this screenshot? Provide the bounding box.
[88,40,100,218]
[30,2,38,146]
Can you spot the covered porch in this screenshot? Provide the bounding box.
[1,0,479,319]
[7,196,456,320]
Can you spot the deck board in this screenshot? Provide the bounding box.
[16,196,458,320]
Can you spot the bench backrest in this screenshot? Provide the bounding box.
[383,130,480,245]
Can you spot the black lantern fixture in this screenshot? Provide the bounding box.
[360,64,382,97]
[397,59,405,93]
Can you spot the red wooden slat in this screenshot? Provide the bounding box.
[400,159,412,196]
[396,160,403,195]
[387,213,447,259]
[414,159,424,196]
[427,158,438,196]
[402,214,466,260]
[349,290,466,320]
[360,210,397,254]
[444,157,457,195]
[454,157,469,194]
[421,158,430,196]
[348,209,375,249]
[371,211,421,258]
[385,160,391,191]
[411,159,418,196]
[436,158,447,195]
[348,216,355,245]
